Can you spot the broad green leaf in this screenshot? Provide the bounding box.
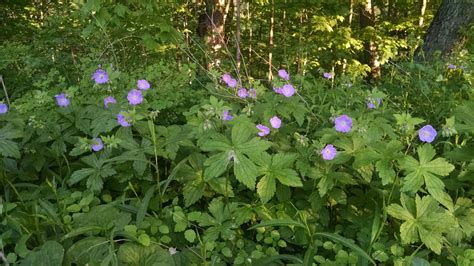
[274,169,302,187]
[184,229,196,243]
[231,122,253,145]
[68,168,95,186]
[117,243,175,266]
[272,153,298,169]
[386,204,414,221]
[64,237,109,265]
[183,180,205,207]
[234,151,257,189]
[236,137,272,156]
[418,226,443,254]
[399,220,418,244]
[21,241,64,266]
[201,134,232,152]
[0,138,20,158]
[204,152,229,181]
[257,174,276,203]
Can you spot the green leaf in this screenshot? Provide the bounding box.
[257,174,276,203]
[0,138,20,158]
[20,241,64,266]
[68,168,95,186]
[231,122,253,145]
[249,219,306,230]
[386,204,414,221]
[314,232,376,265]
[184,229,196,243]
[137,185,156,228]
[117,243,175,266]
[64,237,109,265]
[204,152,229,180]
[201,134,232,152]
[234,151,257,189]
[274,169,302,187]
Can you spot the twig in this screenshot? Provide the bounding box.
[0,75,11,106]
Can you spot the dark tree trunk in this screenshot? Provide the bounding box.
[418,0,474,59]
[359,0,381,80]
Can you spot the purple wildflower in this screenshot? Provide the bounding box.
[278,69,290,80]
[323,72,333,79]
[274,87,283,94]
[238,88,248,98]
[0,103,8,114]
[334,115,353,133]
[55,93,70,107]
[256,124,270,137]
[117,112,131,127]
[137,79,150,90]
[447,64,456,69]
[227,78,237,88]
[248,88,257,99]
[103,96,117,108]
[270,116,281,129]
[281,84,295,97]
[367,98,381,109]
[91,138,104,152]
[321,144,337,160]
[222,73,232,83]
[222,110,233,121]
[127,89,143,105]
[419,125,437,143]
[92,69,109,84]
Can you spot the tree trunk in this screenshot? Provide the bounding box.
[268,0,274,80]
[418,0,474,59]
[235,0,241,73]
[204,0,227,69]
[359,0,381,80]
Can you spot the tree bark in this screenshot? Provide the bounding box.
[359,0,381,80]
[418,0,474,59]
[268,0,274,80]
[235,0,241,73]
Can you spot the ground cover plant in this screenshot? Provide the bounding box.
[1,0,473,265]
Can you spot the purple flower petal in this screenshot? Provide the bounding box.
[278,69,290,80]
[91,138,104,152]
[103,96,117,108]
[256,124,270,137]
[127,89,143,105]
[55,93,70,107]
[137,79,150,90]
[323,72,333,79]
[117,112,131,127]
[321,144,337,160]
[419,125,437,143]
[248,88,257,99]
[222,110,233,121]
[334,115,353,133]
[238,88,248,98]
[0,103,8,114]
[270,116,281,129]
[222,73,232,83]
[281,84,295,97]
[227,78,237,88]
[92,69,109,84]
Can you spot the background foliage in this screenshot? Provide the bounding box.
[1,0,473,265]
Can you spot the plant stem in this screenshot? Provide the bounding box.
[0,75,11,106]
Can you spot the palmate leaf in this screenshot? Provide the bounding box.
[0,138,20,158]
[399,144,454,210]
[386,194,455,254]
[257,174,276,203]
[234,151,258,189]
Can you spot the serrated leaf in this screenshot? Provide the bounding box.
[184,229,196,243]
[234,151,257,189]
[274,169,302,187]
[204,152,229,181]
[231,122,253,145]
[0,138,20,158]
[68,168,96,186]
[257,174,276,203]
[386,204,414,221]
[201,134,232,152]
